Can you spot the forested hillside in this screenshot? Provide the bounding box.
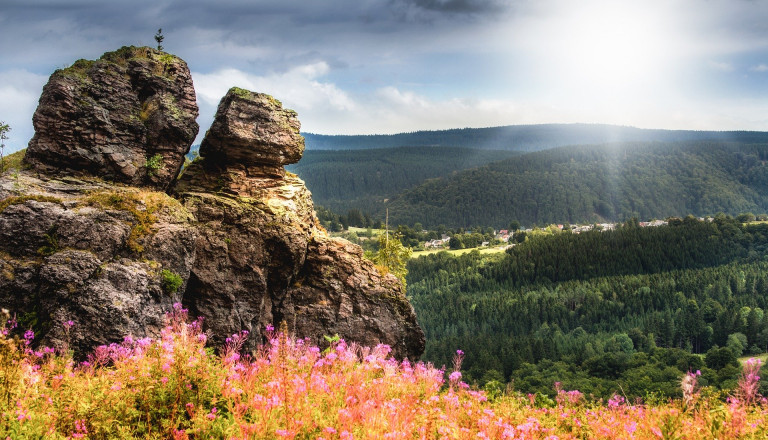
[288,147,518,214]
[386,142,768,227]
[407,217,768,398]
[303,124,768,151]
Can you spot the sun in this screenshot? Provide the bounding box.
[533,1,679,101]
[569,6,662,85]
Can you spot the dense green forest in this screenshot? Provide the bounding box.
[407,217,768,399]
[386,142,768,228]
[288,147,518,214]
[303,124,768,151]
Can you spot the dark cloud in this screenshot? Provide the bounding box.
[410,0,509,14]
[3,0,768,144]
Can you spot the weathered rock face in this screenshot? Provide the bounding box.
[174,88,424,358]
[0,49,424,361]
[283,237,425,359]
[25,46,199,190]
[0,177,197,355]
[200,88,304,177]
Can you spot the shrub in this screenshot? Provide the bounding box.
[145,153,164,176]
[161,269,183,294]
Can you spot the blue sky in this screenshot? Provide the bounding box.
[1,0,768,152]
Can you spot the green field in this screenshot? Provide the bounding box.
[411,245,509,259]
[739,353,768,365]
[347,226,384,236]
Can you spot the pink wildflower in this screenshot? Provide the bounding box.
[608,394,625,408]
[681,370,700,407]
[172,429,189,440]
[737,358,762,406]
[71,419,88,438]
[15,408,30,422]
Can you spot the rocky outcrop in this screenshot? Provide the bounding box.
[24,46,199,190]
[0,52,424,360]
[174,87,424,358]
[283,237,425,359]
[0,178,197,355]
[200,88,304,177]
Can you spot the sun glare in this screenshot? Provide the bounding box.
[512,0,684,124]
[565,5,665,87]
[566,2,678,95]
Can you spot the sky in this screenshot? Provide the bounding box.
[2,0,768,152]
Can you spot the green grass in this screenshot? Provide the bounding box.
[411,245,509,259]
[1,149,27,174]
[347,226,385,236]
[739,353,768,365]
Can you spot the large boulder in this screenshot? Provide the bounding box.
[25,46,199,189]
[199,87,304,176]
[0,176,197,355]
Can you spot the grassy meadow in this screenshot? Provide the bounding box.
[1,306,767,439]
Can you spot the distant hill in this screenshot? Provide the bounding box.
[384,141,768,228]
[287,146,519,214]
[303,124,768,151]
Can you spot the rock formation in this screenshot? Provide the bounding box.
[24,46,199,190]
[173,87,424,357]
[0,181,197,355]
[0,51,424,360]
[199,88,304,177]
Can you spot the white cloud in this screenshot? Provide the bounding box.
[708,60,735,72]
[376,87,432,108]
[0,69,48,153]
[750,64,768,72]
[366,88,569,134]
[192,63,356,141]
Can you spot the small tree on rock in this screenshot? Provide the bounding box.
[366,231,412,288]
[0,121,9,174]
[154,28,164,51]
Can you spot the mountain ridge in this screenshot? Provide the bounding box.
[382,140,768,227]
[302,123,768,151]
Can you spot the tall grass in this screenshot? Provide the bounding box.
[0,305,766,439]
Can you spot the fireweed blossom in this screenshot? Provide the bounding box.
[681,370,701,408]
[0,310,767,438]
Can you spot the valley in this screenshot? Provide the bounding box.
[294,127,768,402]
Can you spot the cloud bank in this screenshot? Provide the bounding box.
[1,0,768,151]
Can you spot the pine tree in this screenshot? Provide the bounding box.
[367,232,411,288]
[0,121,9,174]
[154,28,164,51]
